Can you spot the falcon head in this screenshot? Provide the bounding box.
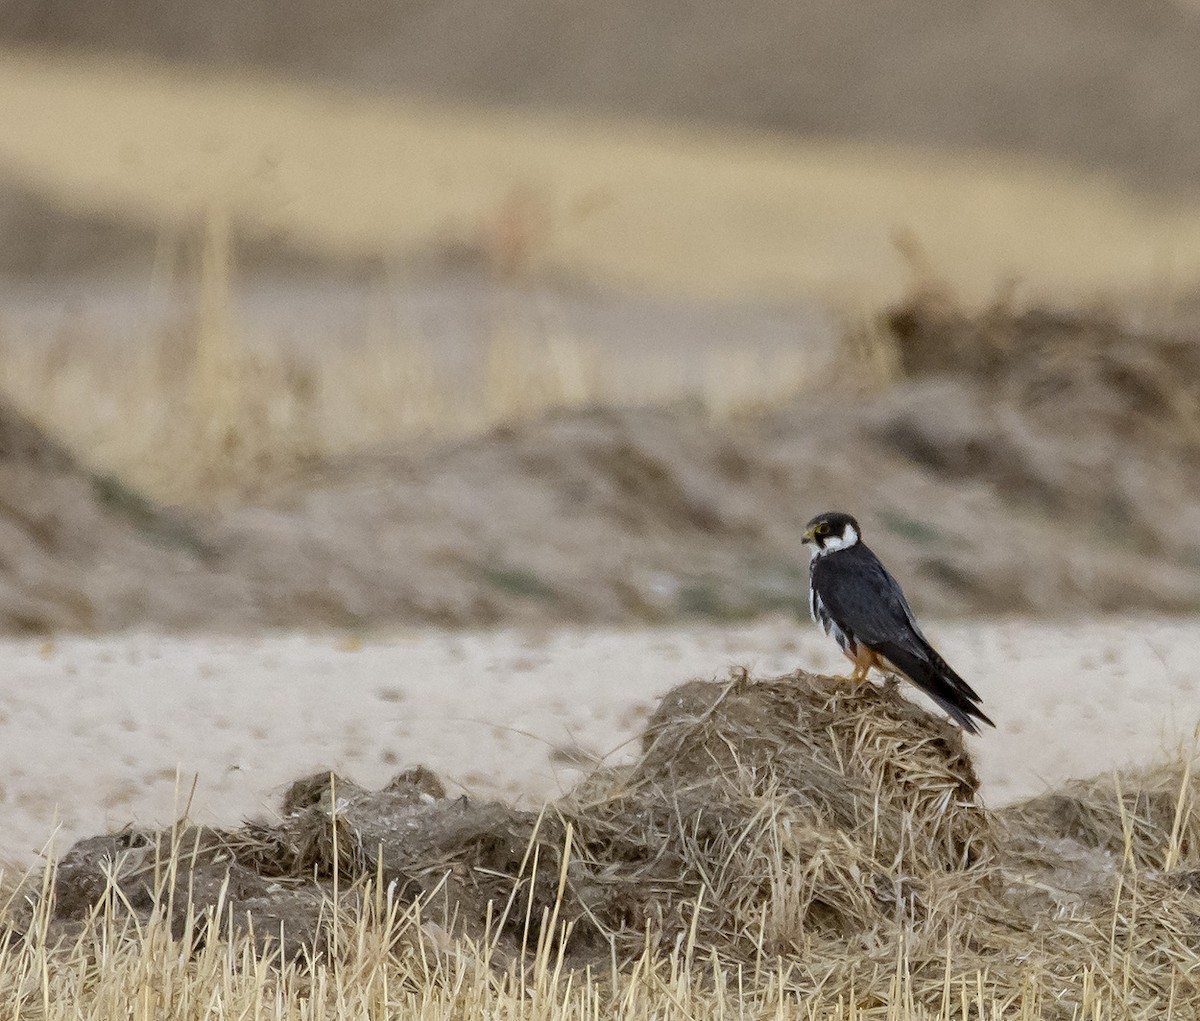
[802,511,861,553]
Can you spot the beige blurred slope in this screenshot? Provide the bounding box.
[2,50,1200,303]
[2,618,1197,865]
[7,0,1200,189]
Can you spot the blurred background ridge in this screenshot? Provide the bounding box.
[0,0,1197,631]
[6,0,1200,187]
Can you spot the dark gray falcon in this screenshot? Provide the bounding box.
[802,511,994,734]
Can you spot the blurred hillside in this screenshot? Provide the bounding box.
[0,1,1198,631]
[5,0,1200,187]
[0,292,1197,634]
[2,0,1199,295]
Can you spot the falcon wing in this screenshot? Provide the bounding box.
[812,544,993,732]
[811,545,922,647]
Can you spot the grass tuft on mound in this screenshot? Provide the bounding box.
[3,670,1199,1018]
[565,671,993,964]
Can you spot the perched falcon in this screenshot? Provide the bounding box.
[802,511,994,734]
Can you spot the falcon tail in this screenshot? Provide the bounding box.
[872,641,995,735]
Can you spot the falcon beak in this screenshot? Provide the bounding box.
[801,527,814,545]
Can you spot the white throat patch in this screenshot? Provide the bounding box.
[812,523,859,557]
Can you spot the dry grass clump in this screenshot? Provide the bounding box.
[3,671,1199,1018]
[563,672,994,967]
[1000,763,1199,872]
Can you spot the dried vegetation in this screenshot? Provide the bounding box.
[3,671,1198,1019]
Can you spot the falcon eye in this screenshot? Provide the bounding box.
[816,523,830,536]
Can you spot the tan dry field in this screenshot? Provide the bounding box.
[3,49,1200,308]
[2,616,1197,867]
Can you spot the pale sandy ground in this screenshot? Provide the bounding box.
[1,617,1198,867]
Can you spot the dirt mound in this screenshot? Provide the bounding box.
[18,670,1200,1013]
[0,294,1196,632]
[218,406,809,629]
[219,296,1200,626]
[563,672,990,959]
[754,295,1200,615]
[41,764,550,961]
[0,397,251,631]
[6,0,1200,189]
[874,294,1200,561]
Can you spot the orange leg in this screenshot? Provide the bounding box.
[841,643,882,682]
